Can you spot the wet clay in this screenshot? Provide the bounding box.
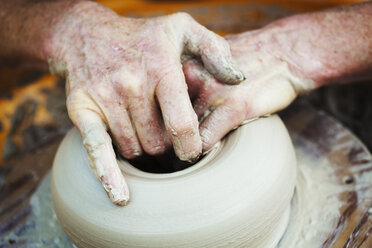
[51,115,296,248]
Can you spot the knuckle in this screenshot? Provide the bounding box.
[167,12,195,30]
[67,88,95,108]
[168,116,198,137]
[94,86,116,104]
[66,88,85,107]
[155,64,182,85]
[66,90,105,124]
[200,128,214,149]
[172,12,193,21]
[123,81,142,98]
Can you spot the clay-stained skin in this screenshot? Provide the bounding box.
[42,2,244,205]
[183,48,314,150]
[184,2,372,151]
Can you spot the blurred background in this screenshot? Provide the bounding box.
[0,0,370,170]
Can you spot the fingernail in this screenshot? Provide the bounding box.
[175,147,201,163]
[237,70,246,82]
[217,65,245,85]
[114,198,130,206]
[101,177,130,206]
[230,67,246,83]
[133,150,141,157]
[187,152,202,163]
[107,187,130,206]
[200,127,210,141]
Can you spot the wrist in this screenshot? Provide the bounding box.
[43,1,117,63]
[260,15,325,90]
[228,20,317,94]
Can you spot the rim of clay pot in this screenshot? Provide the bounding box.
[118,140,224,180]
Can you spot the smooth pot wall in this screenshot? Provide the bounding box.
[51,115,296,248]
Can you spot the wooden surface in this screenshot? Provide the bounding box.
[0,0,371,247]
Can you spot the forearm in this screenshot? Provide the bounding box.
[0,0,112,67]
[269,2,372,87]
[231,2,372,89]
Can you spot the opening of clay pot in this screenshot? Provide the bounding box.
[121,149,205,174]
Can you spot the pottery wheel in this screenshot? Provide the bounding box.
[0,101,372,247]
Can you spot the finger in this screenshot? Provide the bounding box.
[183,59,210,101]
[199,96,247,151]
[67,91,130,206]
[103,103,143,159]
[155,65,202,162]
[127,89,171,156]
[183,59,228,117]
[184,17,245,85]
[199,74,298,151]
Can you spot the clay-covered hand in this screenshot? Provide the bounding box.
[184,27,315,151]
[46,2,244,205]
[184,3,372,151]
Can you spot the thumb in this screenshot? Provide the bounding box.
[184,17,245,85]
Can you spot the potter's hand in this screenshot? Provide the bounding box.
[45,3,243,205]
[184,35,312,150]
[185,2,372,151]
[184,28,315,151]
